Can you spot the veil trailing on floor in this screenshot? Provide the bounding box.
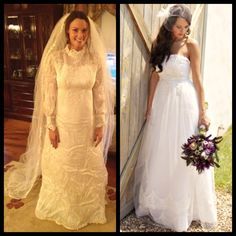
[5,13,115,199]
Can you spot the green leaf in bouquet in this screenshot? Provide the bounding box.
[214,161,220,168]
[214,136,223,144]
[186,159,191,166]
[215,151,219,163]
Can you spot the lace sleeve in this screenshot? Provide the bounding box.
[43,53,57,131]
[92,63,106,128]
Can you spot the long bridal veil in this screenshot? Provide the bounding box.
[5,13,114,199]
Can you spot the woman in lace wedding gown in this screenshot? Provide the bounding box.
[35,12,109,230]
[133,5,217,232]
[6,11,114,230]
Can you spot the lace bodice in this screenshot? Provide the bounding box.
[157,54,191,80]
[43,45,105,130]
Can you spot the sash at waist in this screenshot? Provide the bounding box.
[160,77,190,83]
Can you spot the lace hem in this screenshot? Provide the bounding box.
[35,211,107,230]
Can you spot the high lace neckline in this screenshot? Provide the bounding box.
[65,44,86,58]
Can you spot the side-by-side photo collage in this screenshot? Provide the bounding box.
[3,3,232,233]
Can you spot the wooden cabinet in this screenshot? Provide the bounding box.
[4,4,63,121]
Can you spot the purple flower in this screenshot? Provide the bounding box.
[203,141,214,149]
[205,149,211,155]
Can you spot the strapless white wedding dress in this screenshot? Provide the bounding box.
[133,54,217,232]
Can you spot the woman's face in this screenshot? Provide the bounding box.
[171,17,189,40]
[68,18,89,51]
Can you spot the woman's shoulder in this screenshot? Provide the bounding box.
[50,48,64,58]
[186,37,199,48]
[186,37,200,56]
[47,49,65,65]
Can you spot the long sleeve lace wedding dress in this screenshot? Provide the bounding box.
[35,45,108,230]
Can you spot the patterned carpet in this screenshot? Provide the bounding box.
[4,161,116,232]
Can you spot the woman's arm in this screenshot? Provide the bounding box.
[145,68,160,119]
[43,54,60,148]
[92,63,106,146]
[189,39,210,128]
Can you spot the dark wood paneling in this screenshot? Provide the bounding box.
[4,84,11,109]
[4,4,63,121]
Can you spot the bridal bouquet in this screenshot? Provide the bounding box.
[181,125,223,174]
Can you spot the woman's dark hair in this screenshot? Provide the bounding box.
[150,4,192,72]
[65,11,90,44]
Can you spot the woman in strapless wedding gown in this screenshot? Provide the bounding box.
[133,4,217,232]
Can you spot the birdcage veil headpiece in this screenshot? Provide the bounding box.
[157,4,192,31]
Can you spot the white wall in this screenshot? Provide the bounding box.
[96,11,116,53]
[202,4,232,136]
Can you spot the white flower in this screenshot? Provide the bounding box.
[194,150,200,155]
[199,146,203,151]
[201,151,208,160]
[199,124,206,131]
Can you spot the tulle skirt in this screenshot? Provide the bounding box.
[133,78,217,232]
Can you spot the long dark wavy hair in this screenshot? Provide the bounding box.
[150,4,192,72]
